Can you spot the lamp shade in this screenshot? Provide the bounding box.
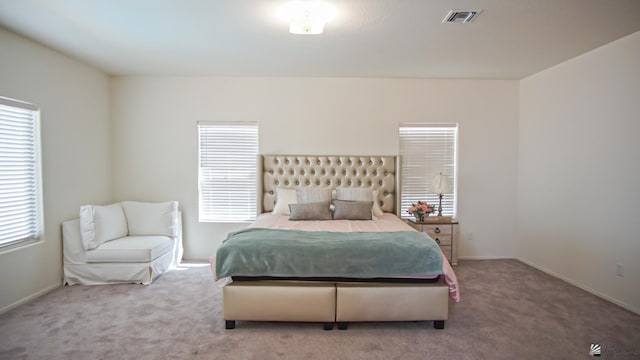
[430,173,452,194]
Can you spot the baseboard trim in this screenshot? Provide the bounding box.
[457,256,514,260]
[0,282,62,315]
[516,258,640,315]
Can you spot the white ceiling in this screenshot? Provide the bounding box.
[1,0,639,79]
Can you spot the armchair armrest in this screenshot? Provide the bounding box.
[62,219,86,264]
[171,211,184,267]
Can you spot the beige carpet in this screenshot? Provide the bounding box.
[1,260,639,359]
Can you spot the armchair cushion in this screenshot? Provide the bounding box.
[79,203,128,250]
[121,201,179,237]
[85,235,174,263]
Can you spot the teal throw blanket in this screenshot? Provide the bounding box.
[216,228,443,279]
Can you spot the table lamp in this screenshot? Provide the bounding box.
[430,173,451,217]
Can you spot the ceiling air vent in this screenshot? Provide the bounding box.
[443,10,482,23]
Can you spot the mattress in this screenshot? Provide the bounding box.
[212,213,460,302]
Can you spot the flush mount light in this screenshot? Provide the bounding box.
[279,1,337,35]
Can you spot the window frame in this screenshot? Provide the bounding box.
[398,123,458,219]
[197,121,258,223]
[0,96,44,250]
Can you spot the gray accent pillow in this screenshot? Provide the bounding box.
[288,202,332,221]
[332,200,373,220]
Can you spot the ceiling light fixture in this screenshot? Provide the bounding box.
[279,1,337,35]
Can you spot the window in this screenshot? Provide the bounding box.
[0,97,43,248]
[198,122,258,222]
[399,123,457,218]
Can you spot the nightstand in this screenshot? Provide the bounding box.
[407,218,458,265]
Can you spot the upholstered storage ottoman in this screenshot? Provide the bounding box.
[222,280,336,329]
[335,277,449,329]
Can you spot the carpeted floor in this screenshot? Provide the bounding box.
[0,259,639,359]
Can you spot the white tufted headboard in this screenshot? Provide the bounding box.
[258,155,401,215]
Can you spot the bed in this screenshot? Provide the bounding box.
[210,155,459,330]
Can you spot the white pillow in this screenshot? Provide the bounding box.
[336,188,385,218]
[79,203,128,250]
[296,188,332,204]
[272,188,297,215]
[121,201,179,237]
[371,190,385,218]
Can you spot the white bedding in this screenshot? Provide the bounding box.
[247,213,460,302]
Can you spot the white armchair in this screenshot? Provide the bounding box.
[62,201,183,285]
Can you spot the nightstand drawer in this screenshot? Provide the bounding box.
[428,235,452,246]
[439,245,452,261]
[421,224,453,236]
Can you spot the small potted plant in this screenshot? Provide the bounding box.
[407,201,434,222]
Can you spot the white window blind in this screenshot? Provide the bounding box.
[399,123,457,218]
[0,97,42,248]
[198,122,258,222]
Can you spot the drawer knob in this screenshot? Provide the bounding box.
[435,238,441,244]
[434,227,441,234]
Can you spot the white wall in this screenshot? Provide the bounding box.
[0,29,112,312]
[111,77,519,260]
[518,31,640,313]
